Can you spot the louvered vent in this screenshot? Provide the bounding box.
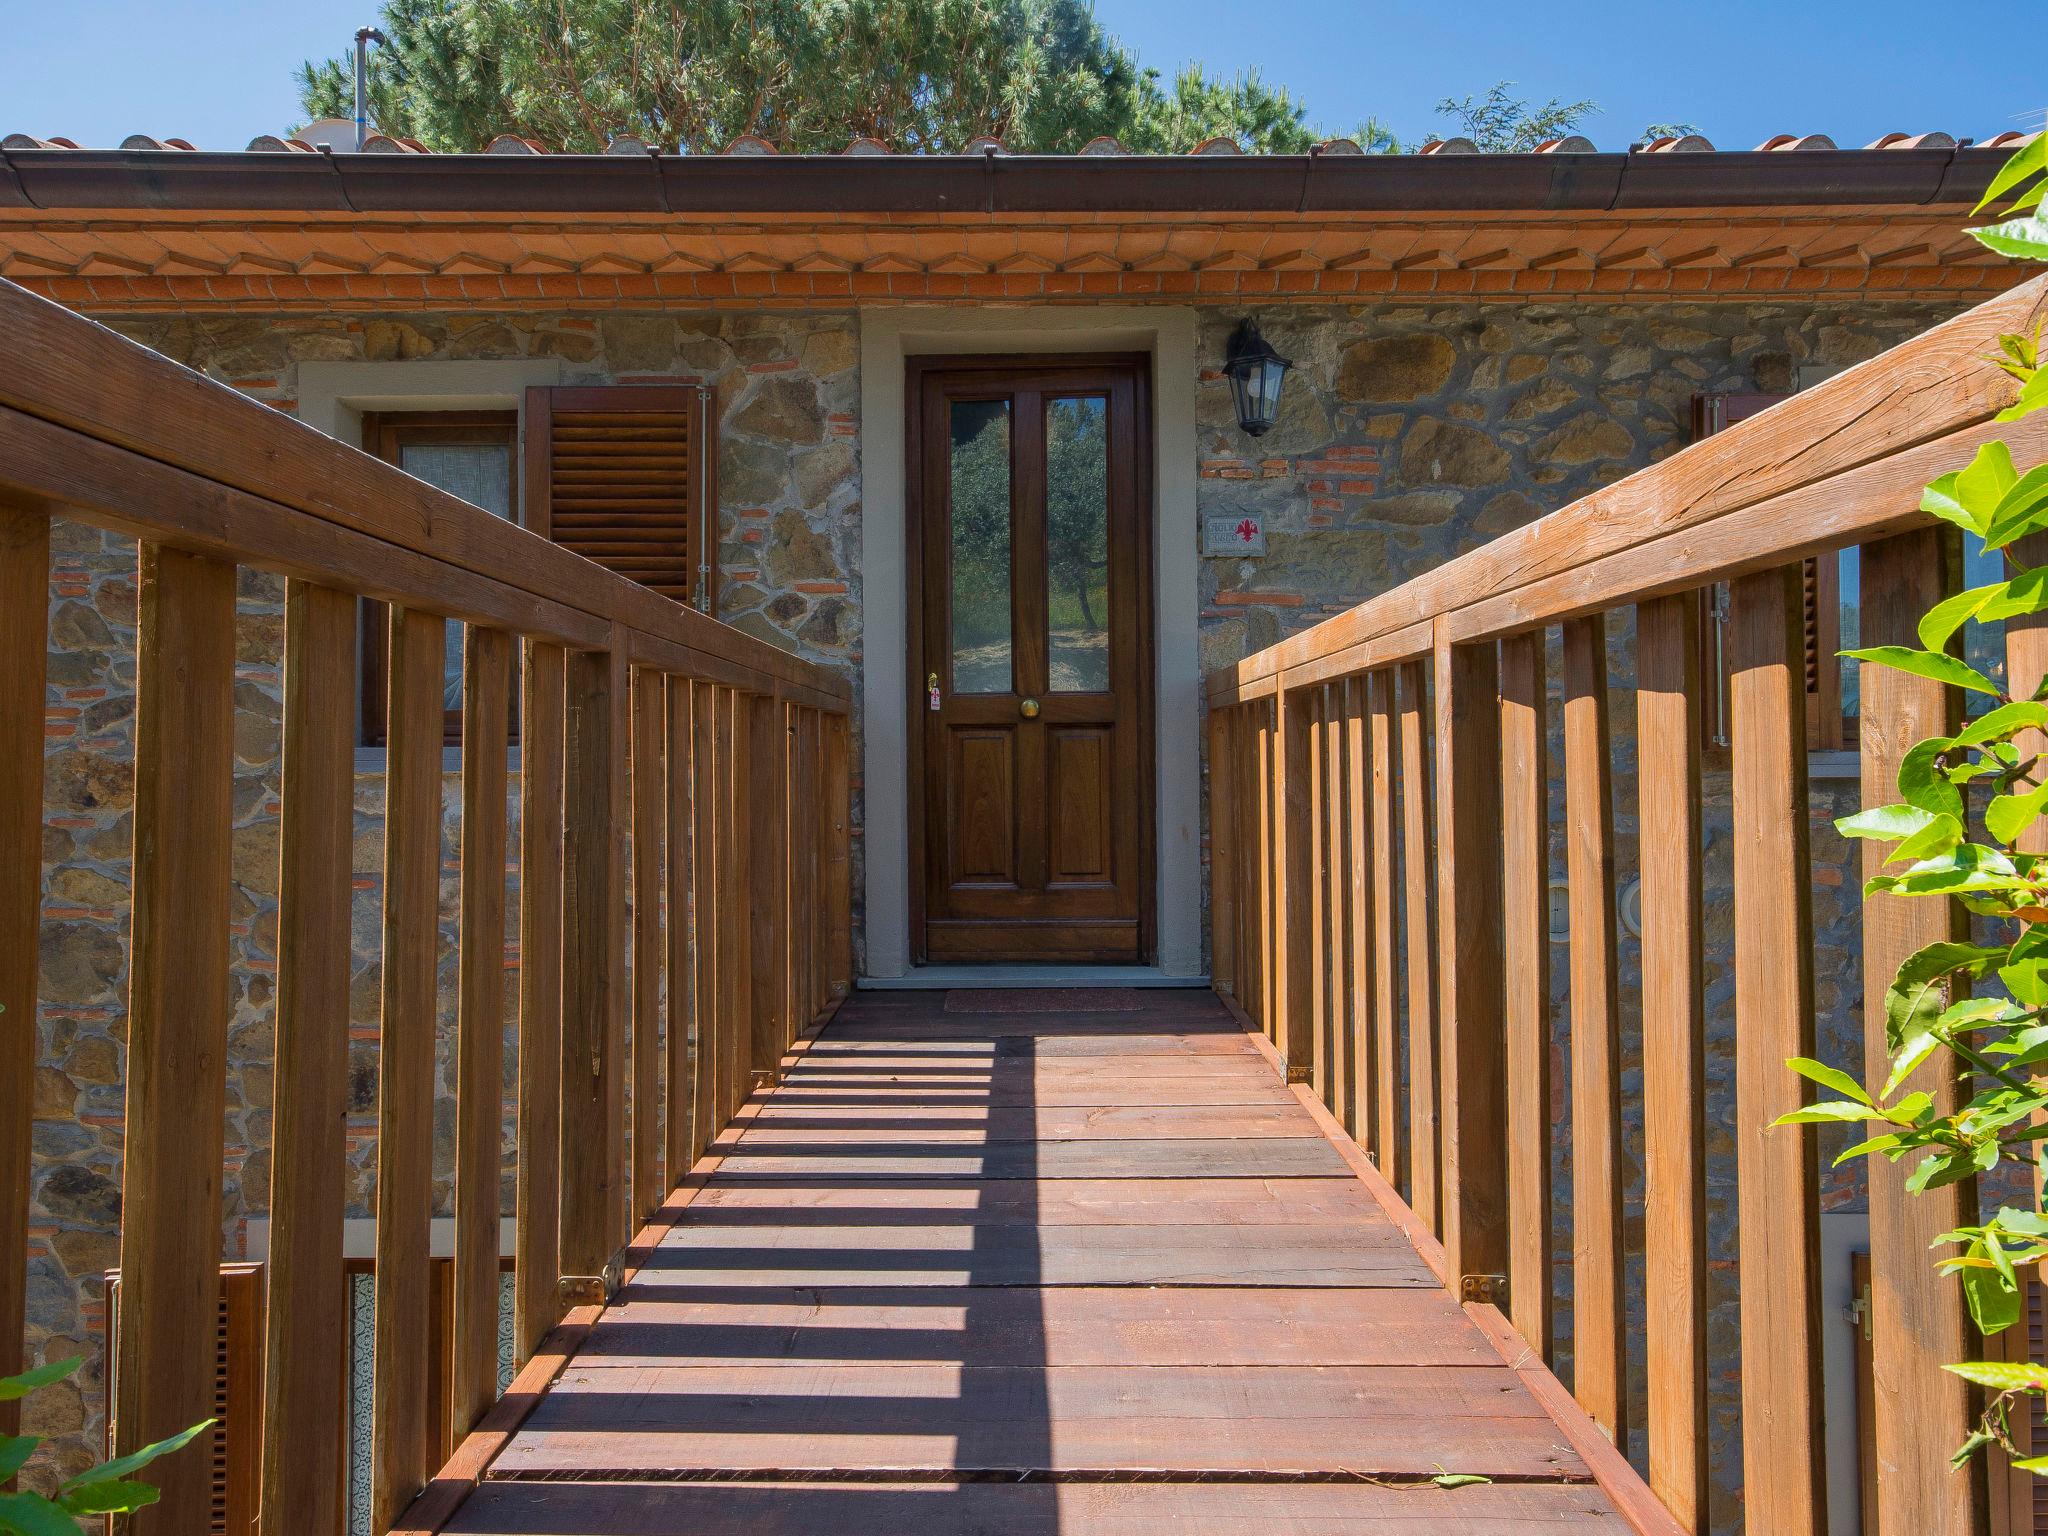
[527,385,713,611]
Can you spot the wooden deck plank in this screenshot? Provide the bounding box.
[578,1285,1495,1368]
[493,1362,1583,1481]
[459,989,1644,1533]
[450,1479,1633,1534]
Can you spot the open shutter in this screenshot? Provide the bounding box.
[524,385,717,612]
[1691,392,1846,750]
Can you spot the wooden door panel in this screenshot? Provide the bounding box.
[911,359,1152,965]
[948,728,1018,887]
[1049,727,1114,885]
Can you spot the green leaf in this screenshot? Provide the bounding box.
[2010,1452,2048,1473]
[1975,216,2048,264]
[2000,369,2048,424]
[1985,464,2048,548]
[1431,1473,1492,1489]
[64,1419,210,1489]
[1787,1056,1872,1105]
[1840,647,2002,699]
[1975,133,2048,214]
[0,1436,36,1483]
[1834,1132,1904,1165]
[1884,1030,1945,1100]
[1958,440,2022,529]
[1886,941,2003,1052]
[57,1479,162,1516]
[1893,813,1966,864]
[1900,738,1966,819]
[1919,582,2008,651]
[0,1491,84,1536]
[1921,470,1981,534]
[1774,1101,1878,1126]
[1953,700,2048,748]
[1988,780,2048,845]
[0,1357,80,1402]
[2003,956,2048,1008]
[1837,803,1938,842]
[1947,1359,2048,1391]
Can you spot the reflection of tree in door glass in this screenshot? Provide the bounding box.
[1046,396,1109,692]
[948,399,1013,693]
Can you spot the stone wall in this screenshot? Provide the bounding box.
[25,292,1979,1517]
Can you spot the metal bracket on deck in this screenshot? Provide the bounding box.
[558,1257,622,1308]
[1285,1064,1313,1085]
[1459,1273,1508,1307]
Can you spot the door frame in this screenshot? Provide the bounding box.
[903,353,1157,966]
[858,307,1203,981]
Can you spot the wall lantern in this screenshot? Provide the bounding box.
[1223,318,1292,437]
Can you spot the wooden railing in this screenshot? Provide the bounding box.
[0,277,853,1534]
[1206,272,2048,1536]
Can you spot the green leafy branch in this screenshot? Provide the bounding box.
[0,1356,210,1533]
[1776,131,2048,1475]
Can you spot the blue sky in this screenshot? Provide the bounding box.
[1,0,2036,153]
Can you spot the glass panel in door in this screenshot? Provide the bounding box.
[947,399,1013,693]
[1044,395,1110,693]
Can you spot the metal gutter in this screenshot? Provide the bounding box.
[0,144,2005,217]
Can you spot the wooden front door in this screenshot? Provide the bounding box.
[910,358,1153,964]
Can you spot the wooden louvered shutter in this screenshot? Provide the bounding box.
[105,1263,265,1535]
[1691,392,1847,751]
[524,385,716,612]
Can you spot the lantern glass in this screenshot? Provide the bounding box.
[1223,320,1291,437]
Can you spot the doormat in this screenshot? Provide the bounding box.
[944,988,1145,1014]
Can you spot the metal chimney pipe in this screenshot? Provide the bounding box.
[354,27,387,151]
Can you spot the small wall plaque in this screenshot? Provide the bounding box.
[1203,514,1266,557]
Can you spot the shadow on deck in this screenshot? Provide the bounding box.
[446,989,1644,1533]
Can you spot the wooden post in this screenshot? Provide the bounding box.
[1498,629,1551,1361]
[825,711,853,1003]
[1563,613,1626,1443]
[514,641,565,1358]
[1433,629,1507,1301]
[1862,529,1983,1536]
[1303,687,1329,1093]
[371,604,444,1529]
[630,667,665,1222]
[1728,565,1828,1534]
[1397,660,1440,1231]
[260,582,355,1534]
[0,508,47,1437]
[1207,706,1237,999]
[1341,679,1373,1148]
[749,692,790,1080]
[719,687,751,1127]
[560,637,627,1279]
[1636,592,1710,1531]
[664,676,696,1184]
[117,546,235,1534]
[1255,701,1278,1038]
[1367,671,1403,1191]
[452,625,510,1442]
[1319,688,1349,1123]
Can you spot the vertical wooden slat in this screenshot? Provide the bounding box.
[0,509,47,1439]
[691,684,723,1155]
[1342,678,1373,1147]
[806,708,826,1029]
[1367,671,1403,1191]
[1563,613,1626,1442]
[1728,565,1828,1533]
[824,711,852,1005]
[1861,530,1984,1536]
[116,546,235,1533]
[452,625,510,1442]
[371,604,445,1530]
[1498,628,1551,1361]
[1304,687,1329,1095]
[750,692,789,1079]
[561,637,628,1278]
[719,687,752,1126]
[1637,592,1710,1531]
[514,640,565,1358]
[1255,701,1277,1038]
[1397,660,1440,1229]
[630,667,665,1223]
[664,676,696,1185]
[1433,630,1507,1298]
[1208,705,1238,999]
[262,581,354,1534]
[1320,687,1350,1125]
[1279,687,1315,1080]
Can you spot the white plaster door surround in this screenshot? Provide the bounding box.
[859,308,1202,980]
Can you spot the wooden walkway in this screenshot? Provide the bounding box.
[447,989,1641,1533]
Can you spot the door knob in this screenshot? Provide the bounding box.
[1019,698,1041,719]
